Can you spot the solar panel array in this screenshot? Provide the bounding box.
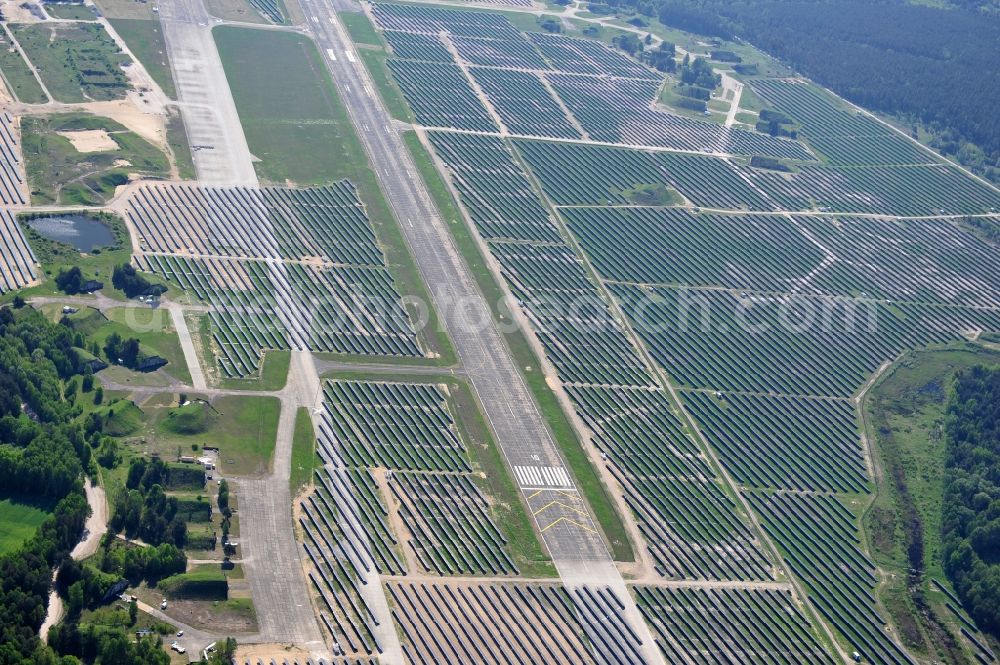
[0,111,35,293]
[0,111,28,205]
[129,182,422,375]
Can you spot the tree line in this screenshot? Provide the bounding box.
[942,365,1000,637]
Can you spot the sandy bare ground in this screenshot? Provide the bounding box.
[236,644,313,662]
[82,99,167,148]
[57,128,120,152]
[38,583,62,644]
[40,479,108,642]
[720,72,744,128]
[0,0,45,22]
[73,479,109,559]
[12,99,169,151]
[135,586,258,634]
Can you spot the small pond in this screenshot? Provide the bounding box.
[27,215,115,252]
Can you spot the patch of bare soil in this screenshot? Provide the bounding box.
[373,467,419,574]
[235,644,312,662]
[76,99,167,149]
[133,586,257,634]
[57,128,120,152]
[0,0,45,22]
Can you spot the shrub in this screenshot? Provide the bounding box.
[675,96,707,112]
[157,570,228,600]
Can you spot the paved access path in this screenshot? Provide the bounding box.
[298,4,664,663]
[232,351,326,650]
[159,0,258,185]
[167,303,208,390]
[721,72,744,127]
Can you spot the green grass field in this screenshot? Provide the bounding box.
[11,22,130,102]
[97,399,145,437]
[738,84,769,113]
[0,30,47,103]
[154,395,280,476]
[338,11,380,45]
[214,27,364,186]
[108,18,176,99]
[0,495,53,554]
[214,25,454,364]
[213,395,280,476]
[289,407,316,495]
[20,112,170,206]
[401,131,634,561]
[160,401,214,436]
[44,3,97,19]
[864,343,1000,658]
[92,0,158,19]
[205,0,267,24]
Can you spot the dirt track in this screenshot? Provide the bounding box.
[40,479,108,642]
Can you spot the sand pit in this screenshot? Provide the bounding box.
[78,99,167,150]
[57,128,119,152]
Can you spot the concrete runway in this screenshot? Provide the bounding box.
[296,2,664,662]
[155,0,662,658]
[159,0,258,185]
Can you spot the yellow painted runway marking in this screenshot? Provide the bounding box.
[540,517,598,534]
[532,500,591,519]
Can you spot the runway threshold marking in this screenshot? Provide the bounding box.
[514,465,572,488]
